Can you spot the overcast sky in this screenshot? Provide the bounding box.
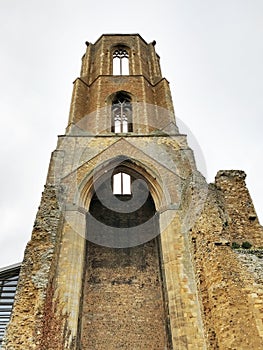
[0,0,262,267]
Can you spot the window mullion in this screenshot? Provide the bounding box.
[121,172,123,195]
[120,102,123,133]
[120,57,122,76]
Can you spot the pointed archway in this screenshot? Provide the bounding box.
[80,160,171,349]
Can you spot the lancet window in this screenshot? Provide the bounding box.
[111,93,132,133]
[113,48,129,75]
[113,172,131,195]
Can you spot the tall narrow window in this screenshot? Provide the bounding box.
[112,93,132,133]
[113,172,131,195]
[113,48,129,75]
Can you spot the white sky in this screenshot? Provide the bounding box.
[0,0,262,267]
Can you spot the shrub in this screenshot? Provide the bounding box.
[231,242,240,249]
[241,241,252,249]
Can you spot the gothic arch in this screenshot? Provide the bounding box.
[77,156,165,212]
[79,157,170,349]
[107,90,133,104]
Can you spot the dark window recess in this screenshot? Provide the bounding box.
[111,92,132,133]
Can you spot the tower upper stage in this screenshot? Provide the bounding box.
[68,34,177,134]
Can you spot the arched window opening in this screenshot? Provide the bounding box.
[113,172,131,195]
[113,48,129,75]
[111,93,132,133]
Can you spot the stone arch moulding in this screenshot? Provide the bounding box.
[62,136,185,219]
[71,154,206,348]
[76,156,166,214]
[106,90,134,104]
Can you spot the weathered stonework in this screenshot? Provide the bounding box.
[2,34,263,350]
[190,174,263,349]
[81,240,170,349]
[3,184,63,349]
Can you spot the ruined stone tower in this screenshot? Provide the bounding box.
[2,34,263,350]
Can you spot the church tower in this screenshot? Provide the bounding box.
[2,34,263,350]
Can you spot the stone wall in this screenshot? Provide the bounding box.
[81,240,170,349]
[215,170,263,247]
[190,171,263,349]
[3,184,62,349]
